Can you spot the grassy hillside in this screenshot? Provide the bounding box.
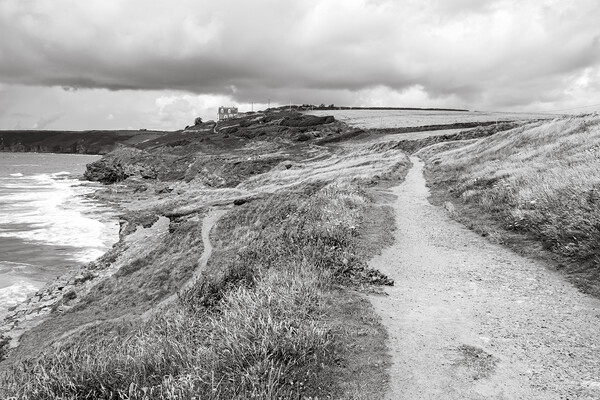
[3,183,396,399]
[421,113,600,295]
[306,109,557,129]
[0,110,408,399]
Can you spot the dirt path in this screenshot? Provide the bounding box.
[142,207,226,318]
[55,208,226,342]
[370,157,600,399]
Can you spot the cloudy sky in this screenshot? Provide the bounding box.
[1,0,599,131]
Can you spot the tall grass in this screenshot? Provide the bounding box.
[5,270,332,399]
[422,114,600,293]
[1,181,388,399]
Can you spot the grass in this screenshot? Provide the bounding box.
[5,275,332,399]
[368,122,519,154]
[421,113,600,295]
[306,109,557,129]
[1,180,397,399]
[0,212,205,365]
[237,144,411,193]
[76,213,205,318]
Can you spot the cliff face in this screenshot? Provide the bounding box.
[0,130,170,155]
[83,147,163,183]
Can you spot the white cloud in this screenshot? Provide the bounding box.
[0,0,599,130]
[153,93,271,127]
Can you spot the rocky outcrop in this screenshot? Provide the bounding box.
[81,111,342,186]
[84,147,160,183]
[183,155,286,186]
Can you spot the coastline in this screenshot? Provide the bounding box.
[0,109,401,352]
[0,164,122,349]
[1,110,400,398]
[0,164,206,352]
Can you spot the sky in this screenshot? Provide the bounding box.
[0,0,599,131]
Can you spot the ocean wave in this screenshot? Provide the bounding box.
[51,171,72,178]
[0,153,110,316]
[0,261,35,272]
[0,280,40,317]
[0,170,119,263]
[0,210,116,258]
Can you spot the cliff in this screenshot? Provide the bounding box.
[0,129,170,154]
[83,111,347,184]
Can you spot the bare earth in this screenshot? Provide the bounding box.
[370,156,600,400]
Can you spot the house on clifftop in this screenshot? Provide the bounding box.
[218,106,238,120]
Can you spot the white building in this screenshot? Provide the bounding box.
[218,106,238,120]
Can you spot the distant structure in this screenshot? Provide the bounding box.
[218,106,238,120]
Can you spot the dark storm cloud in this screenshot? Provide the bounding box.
[0,0,599,111]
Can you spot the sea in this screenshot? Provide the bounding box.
[0,153,119,319]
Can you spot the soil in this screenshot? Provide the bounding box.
[370,156,600,399]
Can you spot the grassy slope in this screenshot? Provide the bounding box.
[421,114,600,296]
[3,184,397,399]
[0,110,409,399]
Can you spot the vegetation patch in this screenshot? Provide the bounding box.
[452,345,498,381]
[280,114,335,127]
[77,214,205,316]
[369,122,519,154]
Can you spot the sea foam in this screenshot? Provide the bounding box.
[0,173,117,263]
[0,153,117,318]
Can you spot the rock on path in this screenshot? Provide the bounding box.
[370,157,600,400]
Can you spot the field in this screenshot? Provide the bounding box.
[306,109,559,129]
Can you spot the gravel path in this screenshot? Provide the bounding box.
[370,156,600,399]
